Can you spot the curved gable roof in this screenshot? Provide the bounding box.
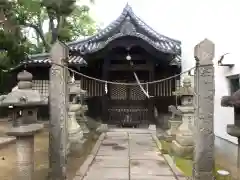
[17,4,181,69]
[68,4,181,55]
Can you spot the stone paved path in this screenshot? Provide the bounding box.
[76,129,178,180]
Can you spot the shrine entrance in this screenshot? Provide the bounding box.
[74,35,180,127]
[108,71,149,127]
[101,45,155,127]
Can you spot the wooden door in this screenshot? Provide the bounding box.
[108,71,149,126]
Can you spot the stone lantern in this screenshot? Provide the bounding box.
[75,85,89,137]
[222,89,240,138]
[221,88,240,178]
[164,105,182,142]
[0,70,44,180]
[171,76,194,159]
[67,83,85,154]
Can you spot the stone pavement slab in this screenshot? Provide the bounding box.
[83,167,128,180]
[75,130,179,180]
[130,151,162,160]
[97,146,129,156]
[92,156,129,168]
[130,159,173,176]
[131,176,177,180]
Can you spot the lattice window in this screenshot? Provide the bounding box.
[32,80,42,93]
[110,82,127,100]
[42,80,49,97]
[130,84,146,100]
[108,108,148,124]
[32,80,49,97]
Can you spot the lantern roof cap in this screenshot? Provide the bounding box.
[69,83,87,95]
[0,70,44,107]
[173,76,194,96]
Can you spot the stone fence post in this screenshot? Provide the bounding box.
[49,41,69,180]
[193,39,215,180]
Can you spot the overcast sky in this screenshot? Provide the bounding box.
[87,0,239,40]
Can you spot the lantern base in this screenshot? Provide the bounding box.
[171,140,193,159]
[6,123,43,137]
[167,120,182,134]
[163,120,181,142]
[171,132,194,159]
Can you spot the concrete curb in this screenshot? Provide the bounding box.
[0,137,16,149]
[152,135,188,180]
[74,133,106,180]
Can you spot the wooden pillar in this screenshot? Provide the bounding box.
[102,56,109,123]
[193,39,215,180]
[49,41,69,180]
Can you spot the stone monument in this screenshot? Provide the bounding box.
[193,39,215,180]
[49,41,69,180]
[164,105,182,142]
[0,70,44,180]
[67,83,84,154]
[171,76,194,159]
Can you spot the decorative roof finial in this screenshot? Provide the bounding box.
[124,3,132,12]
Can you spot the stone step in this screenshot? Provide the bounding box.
[0,137,16,148]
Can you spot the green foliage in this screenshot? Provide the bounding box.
[0,0,97,92]
[42,0,76,16]
[14,0,97,51]
[0,0,96,63]
[0,0,96,54]
[0,0,30,67]
[0,30,29,66]
[67,5,96,40]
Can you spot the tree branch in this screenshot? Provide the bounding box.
[21,22,50,52]
[50,15,59,44]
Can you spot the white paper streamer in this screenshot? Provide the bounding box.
[105,82,108,94]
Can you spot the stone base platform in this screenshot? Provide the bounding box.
[171,140,193,160]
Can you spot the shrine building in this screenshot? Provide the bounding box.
[12,4,182,127]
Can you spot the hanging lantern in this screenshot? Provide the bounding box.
[126,54,131,61]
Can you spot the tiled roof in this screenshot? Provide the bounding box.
[21,4,181,67]
[67,4,181,56]
[21,52,181,67]
[22,53,87,66]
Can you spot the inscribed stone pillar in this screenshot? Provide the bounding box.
[49,41,69,180]
[193,39,215,180]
